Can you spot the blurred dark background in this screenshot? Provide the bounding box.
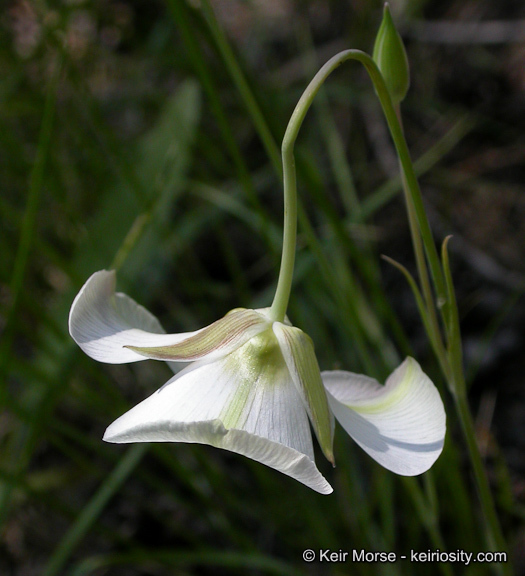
[2,0,525,574]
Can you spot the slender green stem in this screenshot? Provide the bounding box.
[269,52,360,321]
[442,240,509,561]
[391,66,507,562]
[396,107,450,379]
[269,49,448,323]
[401,174,449,369]
[269,144,297,322]
[358,55,448,313]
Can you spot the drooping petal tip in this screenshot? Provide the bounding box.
[104,334,333,494]
[323,357,445,476]
[104,418,333,495]
[68,270,196,364]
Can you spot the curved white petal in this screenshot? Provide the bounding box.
[69,270,196,363]
[323,357,446,476]
[104,330,332,494]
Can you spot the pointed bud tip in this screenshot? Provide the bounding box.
[372,3,410,105]
[322,445,335,468]
[381,4,395,28]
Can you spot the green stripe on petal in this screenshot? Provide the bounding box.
[126,308,270,362]
[273,323,335,465]
[219,329,280,429]
[323,357,446,476]
[103,343,331,493]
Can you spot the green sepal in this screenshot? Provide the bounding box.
[274,324,335,464]
[126,308,269,361]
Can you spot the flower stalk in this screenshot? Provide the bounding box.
[371,7,508,561]
[269,48,448,326]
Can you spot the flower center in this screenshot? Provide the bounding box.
[219,327,289,429]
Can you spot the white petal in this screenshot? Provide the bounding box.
[104,330,332,494]
[69,270,196,363]
[323,357,446,476]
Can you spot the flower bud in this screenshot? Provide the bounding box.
[372,3,410,105]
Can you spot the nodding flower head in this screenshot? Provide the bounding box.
[70,270,446,494]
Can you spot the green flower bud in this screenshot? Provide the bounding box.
[372,3,410,105]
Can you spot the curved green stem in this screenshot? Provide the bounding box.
[269,49,447,323]
[268,141,297,322]
[269,51,362,321]
[396,106,450,379]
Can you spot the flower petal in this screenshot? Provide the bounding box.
[273,323,334,465]
[323,357,445,476]
[125,308,270,363]
[104,329,332,494]
[69,270,197,363]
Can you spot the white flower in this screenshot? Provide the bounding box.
[69,270,446,494]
